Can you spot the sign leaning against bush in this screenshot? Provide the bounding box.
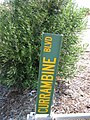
[36,33,63,114]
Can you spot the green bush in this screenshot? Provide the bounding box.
[0,0,87,89]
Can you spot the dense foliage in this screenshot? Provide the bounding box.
[0,0,87,89]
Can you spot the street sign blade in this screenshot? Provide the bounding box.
[36,33,63,114]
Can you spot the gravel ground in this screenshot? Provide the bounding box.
[0,16,90,120]
[53,51,90,114]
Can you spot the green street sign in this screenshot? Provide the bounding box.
[36,33,62,114]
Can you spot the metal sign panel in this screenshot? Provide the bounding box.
[27,112,90,120]
[36,33,62,114]
[54,113,90,120]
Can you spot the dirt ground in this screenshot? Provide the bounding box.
[53,51,90,114]
[0,16,90,120]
